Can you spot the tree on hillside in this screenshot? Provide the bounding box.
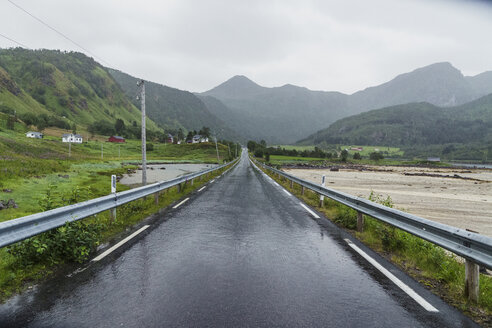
[340,149,348,162]
[369,152,384,161]
[115,119,125,134]
[199,126,211,138]
[353,152,361,160]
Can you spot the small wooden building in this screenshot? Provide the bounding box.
[108,136,125,143]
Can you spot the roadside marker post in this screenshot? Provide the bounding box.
[110,175,116,221]
[319,175,326,207]
[357,211,364,232]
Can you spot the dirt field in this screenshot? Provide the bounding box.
[284,166,492,237]
[120,163,216,186]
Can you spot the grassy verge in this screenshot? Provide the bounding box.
[256,162,491,326]
[0,160,237,303]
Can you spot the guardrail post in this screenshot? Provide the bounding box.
[319,175,326,207]
[301,186,305,195]
[191,178,194,186]
[290,180,293,189]
[154,192,159,205]
[110,175,116,221]
[465,259,480,302]
[357,212,364,232]
[177,183,181,193]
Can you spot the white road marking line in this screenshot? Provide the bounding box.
[344,238,439,312]
[300,203,320,219]
[92,225,150,262]
[198,186,206,192]
[173,198,190,209]
[210,179,215,183]
[283,189,292,196]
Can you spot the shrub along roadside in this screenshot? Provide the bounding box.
[0,162,235,303]
[258,165,491,326]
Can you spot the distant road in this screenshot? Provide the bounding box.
[0,151,478,327]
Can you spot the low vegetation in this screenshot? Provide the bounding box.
[256,161,491,326]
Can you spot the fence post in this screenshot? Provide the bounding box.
[357,212,364,232]
[110,175,116,221]
[319,175,326,207]
[465,259,480,302]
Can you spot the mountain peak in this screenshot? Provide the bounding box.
[202,75,266,99]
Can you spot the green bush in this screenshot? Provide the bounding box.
[6,185,103,265]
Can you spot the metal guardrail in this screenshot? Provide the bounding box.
[252,158,492,270]
[0,158,239,248]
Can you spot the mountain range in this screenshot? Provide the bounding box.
[200,62,492,144]
[1,48,491,148]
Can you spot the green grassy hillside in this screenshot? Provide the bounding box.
[298,94,492,160]
[0,48,160,133]
[108,68,241,140]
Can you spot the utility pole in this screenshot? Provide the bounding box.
[214,136,220,164]
[118,144,121,158]
[68,141,71,157]
[101,143,103,160]
[137,80,147,186]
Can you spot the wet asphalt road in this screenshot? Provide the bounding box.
[0,152,479,327]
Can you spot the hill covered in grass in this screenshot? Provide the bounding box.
[298,94,492,160]
[108,69,242,141]
[0,48,161,135]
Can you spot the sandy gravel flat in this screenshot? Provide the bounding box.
[120,163,217,186]
[284,166,492,236]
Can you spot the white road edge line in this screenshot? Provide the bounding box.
[173,197,190,209]
[210,179,215,183]
[300,203,320,219]
[283,189,292,196]
[344,238,439,312]
[92,225,150,262]
[198,186,206,192]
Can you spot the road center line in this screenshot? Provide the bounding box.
[92,225,150,262]
[173,198,189,209]
[344,238,439,312]
[300,203,320,219]
[198,186,206,192]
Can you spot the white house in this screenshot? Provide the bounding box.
[192,135,209,143]
[62,133,83,143]
[26,131,43,139]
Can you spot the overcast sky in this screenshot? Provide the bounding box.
[1,0,491,94]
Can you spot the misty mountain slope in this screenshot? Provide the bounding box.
[201,63,492,144]
[299,93,492,147]
[109,69,240,140]
[348,62,478,110]
[0,48,160,131]
[202,76,349,143]
[466,71,492,96]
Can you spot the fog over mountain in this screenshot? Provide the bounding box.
[201,62,492,143]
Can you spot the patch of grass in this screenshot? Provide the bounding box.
[257,161,491,325]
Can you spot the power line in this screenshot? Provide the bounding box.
[7,0,112,67]
[0,32,29,48]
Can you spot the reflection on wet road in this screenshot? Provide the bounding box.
[0,151,478,327]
